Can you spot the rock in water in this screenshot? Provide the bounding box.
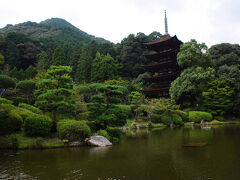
[85,136,112,147]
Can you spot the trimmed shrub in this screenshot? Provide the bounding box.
[0,109,23,135]
[173,110,189,122]
[189,111,213,123]
[57,120,91,141]
[18,103,42,114]
[16,80,36,92]
[0,75,16,89]
[0,103,17,112]
[0,98,13,104]
[172,114,183,126]
[24,114,53,137]
[16,107,35,121]
[94,129,111,140]
[161,113,183,126]
[105,106,128,127]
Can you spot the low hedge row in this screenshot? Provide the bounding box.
[57,120,91,141]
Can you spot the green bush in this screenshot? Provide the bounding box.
[172,114,183,126]
[0,109,23,135]
[151,113,162,123]
[214,116,224,121]
[0,103,17,112]
[161,113,183,126]
[0,98,13,104]
[57,120,91,141]
[105,105,128,127]
[16,80,36,92]
[94,129,111,140]
[24,114,53,137]
[189,111,213,123]
[18,103,42,114]
[173,110,189,122]
[106,126,122,139]
[16,107,35,121]
[115,105,132,118]
[0,75,16,89]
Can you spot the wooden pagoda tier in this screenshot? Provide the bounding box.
[142,35,182,98]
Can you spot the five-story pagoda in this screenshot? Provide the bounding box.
[142,11,182,98]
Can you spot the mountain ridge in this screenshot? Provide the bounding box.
[0,18,110,43]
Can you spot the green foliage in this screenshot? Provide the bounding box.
[17,80,36,91]
[115,105,132,118]
[202,79,234,116]
[15,107,35,121]
[106,126,122,139]
[128,91,144,119]
[189,111,213,123]
[35,66,76,121]
[177,39,212,68]
[91,52,118,82]
[172,110,189,122]
[0,75,16,89]
[104,78,140,92]
[0,97,13,104]
[24,114,53,137]
[86,84,129,128]
[0,109,23,135]
[76,46,92,83]
[18,103,42,114]
[25,65,37,79]
[170,67,215,105]
[57,120,91,141]
[94,129,110,140]
[161,114,183,126]
[148,98,180,115]
[209,43,240,67]
[36,51,51,72]
[0,53,4,67]
[51,46,67,66]
[118,32,155,78]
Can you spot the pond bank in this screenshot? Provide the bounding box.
[1,120,240,150]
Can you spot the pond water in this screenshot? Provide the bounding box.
[1,125,240,180]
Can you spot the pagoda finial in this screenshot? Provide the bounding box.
[164,10,169,35]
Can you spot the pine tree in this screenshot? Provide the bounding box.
[35,66,76,128]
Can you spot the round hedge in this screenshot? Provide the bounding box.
[189,111,213,123]
[57,120,91,141]
[24,114,53,137]
[0,109,23,135]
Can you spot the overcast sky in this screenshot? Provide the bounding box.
[0,0,239,47]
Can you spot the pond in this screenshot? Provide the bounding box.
[1,125,240,180]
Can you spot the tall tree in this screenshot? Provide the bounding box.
[51,46,67,66]
[91,52,118,82]
[35,66,76,126]
[76,46,92,83]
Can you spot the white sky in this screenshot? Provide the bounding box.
[1,0,239,47]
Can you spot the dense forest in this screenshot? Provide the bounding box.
[0,18,240,149]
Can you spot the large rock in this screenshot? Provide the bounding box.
[85,136,112,147]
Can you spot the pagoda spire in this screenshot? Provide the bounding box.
[164,10,169,35]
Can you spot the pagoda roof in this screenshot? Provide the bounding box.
[142,60,177,70]
[143,35,182,51]
[143,73,178,80]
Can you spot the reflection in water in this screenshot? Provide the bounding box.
[1,125,240,180]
